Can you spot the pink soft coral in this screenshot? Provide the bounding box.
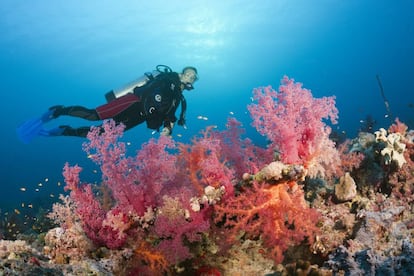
[83,120,178,216]
[63,164,127,248]
[248,76,340,177]
[214,117,272,176]
[153,189,210,264]
[388,117,408,136]
[63,120,180,249]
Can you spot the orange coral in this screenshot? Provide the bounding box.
[178,141,210,195]
[214,180,320,264]
[177,126,234,195]
[134,241,169,274]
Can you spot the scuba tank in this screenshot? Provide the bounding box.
[104,65,172,103]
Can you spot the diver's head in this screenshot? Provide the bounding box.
[180,66,198,90]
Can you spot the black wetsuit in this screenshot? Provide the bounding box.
[54,72,185,137]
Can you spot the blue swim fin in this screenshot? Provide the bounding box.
[16,109,55,144]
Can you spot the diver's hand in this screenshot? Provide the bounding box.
[160,122,174,137]
[178,118,187,129]
[160,127,171,137]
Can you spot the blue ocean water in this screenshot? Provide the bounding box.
[0,1,413,215]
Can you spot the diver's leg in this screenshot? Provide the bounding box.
[40,125,92,137]
[60,126,93,137]
[39,125,91,137]
[51,105,100,121]
[42,117,141,138]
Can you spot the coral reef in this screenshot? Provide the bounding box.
[3,77,414,275]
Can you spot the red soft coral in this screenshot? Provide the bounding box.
[214,180,320,264]
[177,127,235,196]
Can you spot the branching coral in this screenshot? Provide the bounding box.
[177,126,235,196]
[62,120,183,250]
[214,180,320,264]
[133,241,169,274]
[248,76,340,178]
[214,117,272,176]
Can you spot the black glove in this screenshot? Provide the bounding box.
[177,118,185,126]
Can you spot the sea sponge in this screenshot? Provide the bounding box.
[375,128,406,168]
[335,172,357,202]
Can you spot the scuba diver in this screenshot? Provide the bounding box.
[17,65,198,143]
